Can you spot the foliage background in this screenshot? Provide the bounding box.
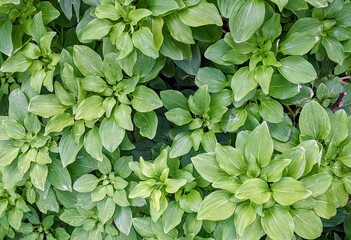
[1,0,351,239]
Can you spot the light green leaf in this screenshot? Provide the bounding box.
[280,32,319,55]
[178,1,222,27]
[80,76,107,93]
[75,95,105,121]
[301,173,332,198]
[48,159,72,192]
[196,67,227,93]
[29,94,67,118]
[326,110,348,145]
[8,207,23,230]
[128,9,153,25]
[234,202,257,236]
[229,0,265,43]
[148,0,179,16]
[82,18,113,41]
[170,132,193,158]
[0,19,13,56]
[254,65,273,95]
[73,174,100,193]
[215,143,245,176]
[114,207,133,235]
[191,152,228,183]
[278,56,317,84]
[272,177,311,206]
[231,67,257,102]
[245,122,273,168]
[114,104,133,131]
[45,113,74,135]
[161,201,184,233]
[165,108,193,126]
[134,111,158,139]
[270,0,288,11]
[60,209,86,227]
[97,197,115,224]
[0,52,31,73]
[132,27,159,59]
[99,117,125,152]
[299,101,331,140]
[84,127,103,161]
[235,178,271,204]
[261,205,294,240]
[160,90,189,111]
[198,190,236,221]
[131,86,163,112]
[322,36,345,65]
[165,14,194,44]
[73,45,103,77]
[258,98,284,123]
[30,163,48,191]
[292,209,323,240]
[59,131,83,167]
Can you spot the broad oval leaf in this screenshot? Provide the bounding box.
[278,56,317,84]
[272,177,311,206]
[235,178,271,204]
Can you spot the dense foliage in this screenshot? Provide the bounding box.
[1,0,351,239]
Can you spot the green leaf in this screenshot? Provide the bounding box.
[234,202,257,236]
[0,19,13,56]
[60,209,86,227]
[29,94,67,118]
[215,143,245,176]
[170,132,193,158]
[80,76,107,93]
[280,32,319,55]
[161,201,184,233]
[299,101,331,140]
[30,163,48,191]
[270,0,288,11]
[132,27,159,59]
[97,197,115,224]
[301,173,332,198]
[235,178,271,204]
[326,110,348,146]
[160,90,189,111]
[198,190,236,221]
[178,1,222,27]
[2,118,26,139]
[148,0,179,16]
[8,89,29,123]
[45,113,74,135]
[229,0,265,43]
[29,12,46,43]
[165,108,193,126]
[82,18,113,41]
[258,98,284,123]
[261,205,294,240]
[37,1,60,24]
[231,67,257,102]
[114,104,133,131]
[8,207,23,230]
[245,122,273,168]
[73,45,103,77]
[165,14,194,44]
[48,159,72,192]
[269,74,301,100]
[336,2,351,26]
[129,9,153,25]
[191,152,228,183]
[131,86,163,112]
[99,117,125,152]
[73,174,100,193]
[322,36,345,65]
[254,65,273,95]
[84,127,103,161]
[75,95,105,121]
[292,209,323,239]
[195,67,227,93]
[114,207,133,236]
[272,177,311,206]
[278,56,317,84]
[134,111,158,139]
[0,52,32,73]
[59,131,83,167]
